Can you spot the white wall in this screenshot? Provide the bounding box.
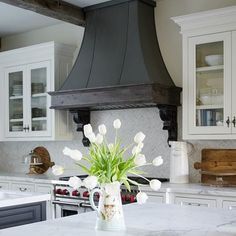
[1,22,84,51]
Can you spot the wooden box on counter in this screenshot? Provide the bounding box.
[194,149,236,186]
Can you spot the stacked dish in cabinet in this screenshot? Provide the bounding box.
[195,42,224,127]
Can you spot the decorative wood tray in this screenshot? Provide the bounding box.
[194,149,236,186]
[28,146,55,175]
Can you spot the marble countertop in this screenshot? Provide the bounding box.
[0,190,51,208]
[0,203,236,235]
[141,183,236,197]
[1,172,236,197]
[0,172,66,184]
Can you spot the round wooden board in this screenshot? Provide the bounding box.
[28,146,55,175]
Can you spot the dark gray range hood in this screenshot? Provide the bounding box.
[49,0,181,146]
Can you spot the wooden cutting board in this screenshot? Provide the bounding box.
[194,149,236,186]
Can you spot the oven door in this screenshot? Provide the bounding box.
[52,200,93,218]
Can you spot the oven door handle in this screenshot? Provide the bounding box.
[52,200,80,207]
[79,202,92,209]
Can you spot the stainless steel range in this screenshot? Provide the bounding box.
[52,175,169,218]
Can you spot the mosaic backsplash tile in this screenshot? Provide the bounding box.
[0,107,235,182]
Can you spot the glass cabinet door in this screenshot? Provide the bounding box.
[28,61,51,136]
[232,31,236,134]
[6,67,26,136]
[188,32,232,134]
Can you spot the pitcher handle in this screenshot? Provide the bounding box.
[89,188,102,215]
[187,142,195,155]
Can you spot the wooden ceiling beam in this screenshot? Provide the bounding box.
[0,0,85,27]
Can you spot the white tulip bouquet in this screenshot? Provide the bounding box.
[52,119,163,204]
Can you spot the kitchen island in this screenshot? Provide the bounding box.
[0,203,236,235]
[0,190,50,229]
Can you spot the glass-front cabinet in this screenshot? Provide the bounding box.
[6,67,25,135]
[29,62,51,136]
[0,42,75,141]
[188,32,232,135]
[173,6,236,140]
[5,61,51,137]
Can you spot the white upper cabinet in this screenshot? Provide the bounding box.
[0,42,75,141]
[173,6,236,140]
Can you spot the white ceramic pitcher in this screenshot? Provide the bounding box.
[169,141,194,184]
[89,182,126,231]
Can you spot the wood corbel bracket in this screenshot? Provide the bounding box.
[71,110,91,147]
[70,106,178,147]
[157,105,178,146]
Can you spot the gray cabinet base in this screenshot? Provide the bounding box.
[0,201,46,229]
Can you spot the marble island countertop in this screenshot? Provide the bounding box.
[0,203,236,235]
[0,190,51,208]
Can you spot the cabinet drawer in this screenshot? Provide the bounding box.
[0,181,10,190]
[222,201,236,210]
[174,196,216,208]
[11,182,35,192]
[35,184,53,194]
[148,194,165,204]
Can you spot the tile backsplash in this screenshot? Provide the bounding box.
[0,107,235,182]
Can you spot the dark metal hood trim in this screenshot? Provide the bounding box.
[49,83,181,110]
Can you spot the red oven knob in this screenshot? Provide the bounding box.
[94,192,100,200]
[121,194,126,203]
[83,191,90,198]
[62,189,70,196]
[130,195,136,203]
[56,189,63,195]
[72,190,80,197]
[125,194,130,202]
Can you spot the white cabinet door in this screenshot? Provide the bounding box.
[187,32,232,135]
[148,194,165,204]
[222,200,236,210]
[174,196,216,208]
[35,184,53,194]
[11,182,35,192]
[5,66,28,138]
[231,31,236,133]
[27,61,52,137]
[0,181,10,190]
[35,183,54,220]
[4,61,52,139]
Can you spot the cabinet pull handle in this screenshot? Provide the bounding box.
[26,125,30,132]
[23,126,27,132]
[19,187,27,192]
[232,117,236,128]
[187,203,201,207]
[226,117,230,127]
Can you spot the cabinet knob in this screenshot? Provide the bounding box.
[226,117,230,127]
[19,187,27,192]
[232,117,236,128]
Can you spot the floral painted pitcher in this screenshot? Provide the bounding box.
[89,182,126,231]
